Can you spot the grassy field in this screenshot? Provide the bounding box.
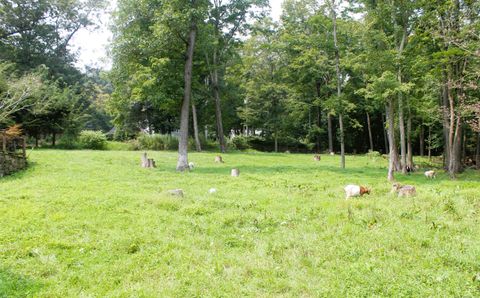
[0,150,479,297]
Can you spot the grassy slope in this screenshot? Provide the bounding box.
[0,150,479,297]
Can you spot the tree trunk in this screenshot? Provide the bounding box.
[212,49,226,153]
[176,22,197,172]
[191,102,202,152]
[330,0,345,168]
[386,102,396,182]
[393,9,408,174]
[382,113,388,154]
[316,106,321,153]
[446,69,464,177]
[406,108,413,168]
[35,135,39,148]
[141,152,148,168]
[442,70,450,168]
[328,114,333,153]
[274,130,278,153]
[428,126,432,160]
[398,88,407,173]
[52,133,56,147]
[315,82,321,153]
[339,114,345,168]
[449,115,463,176]
[476,132,480,170]
[462,127,467,164]
[419,125,424,157]
[366,111,373,151]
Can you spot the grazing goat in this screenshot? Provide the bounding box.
[424,170,436,179]
[188,162,195,170]
[391,183,416,197]
[344,184,370,199]
[214,155,224,163]
[313,155,321,161]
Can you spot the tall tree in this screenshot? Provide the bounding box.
[205,0,267,152]
[327,0,345,168]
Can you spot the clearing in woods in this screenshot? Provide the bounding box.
[0,150,479,296]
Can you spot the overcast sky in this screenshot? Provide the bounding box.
[71,0,284,70]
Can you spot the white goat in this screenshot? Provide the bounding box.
[344,184,370,199]
[424,170,436,179]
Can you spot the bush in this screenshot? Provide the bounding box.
[78,130,107,150]
[137,133,179,150]
[229,136,251,150]
[366,150,382,161]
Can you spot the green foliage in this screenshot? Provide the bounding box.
[137,133,179,151]
[366,150,382,161]
[78,130,107,150]
[228,136,251,150]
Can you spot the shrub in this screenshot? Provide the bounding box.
[229,136,251,150]
[137,133,179,151]
[78,130,107,150]
[366,150,382,161]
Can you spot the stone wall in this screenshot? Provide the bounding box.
[0,153,27,177]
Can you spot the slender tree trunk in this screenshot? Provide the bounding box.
[212,49,226,153]
[366,111,373,152]
[328,114,333,153]
[274,129,278,153]
[407,108,413,168]
[398,84,407,173]
[176,22,197,171]
[35,135,39,148]
[191,102,202,152]
[428,126,432,160]
[394,148,401,171]
[316,106,321,153]
[419,125,424,157]
[315,82,321,152]
[330,0,345,168]
[442,70,450,168]
[339,114,345,167]
[386,102,396,181]
[476,132,480,170]
[392,7,408,173]
[382,113,388,154]
[52,133,56,147]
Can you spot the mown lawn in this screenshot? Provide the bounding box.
[0,150,479,297]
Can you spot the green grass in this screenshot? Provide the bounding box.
[1,150,479,297]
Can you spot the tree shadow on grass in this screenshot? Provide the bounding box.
[0,268,42,298]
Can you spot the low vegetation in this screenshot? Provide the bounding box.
[0,150,479,296]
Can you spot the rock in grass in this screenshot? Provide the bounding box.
[168,189,184,197]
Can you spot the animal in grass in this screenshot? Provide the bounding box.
[391,183,416,197]
[406,165,414,175]
[214,155,224,163]
[344,184,370,199]
[313,154,321,161]
[188,162,195,170]
[424,170,436,179]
